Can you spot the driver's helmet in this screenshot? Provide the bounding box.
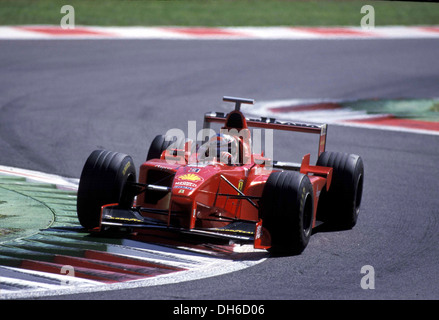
[208,133,239,165]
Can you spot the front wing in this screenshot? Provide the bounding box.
[97,204,269,246]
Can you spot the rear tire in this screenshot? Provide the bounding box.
[316,151,364,230]
[146,135,184,161]
[259,171,314,255]
[77,150,136,230]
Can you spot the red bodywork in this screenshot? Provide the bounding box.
[98,100,332,250]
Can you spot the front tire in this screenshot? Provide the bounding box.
[77,150,136,230]
[259,171,314,255]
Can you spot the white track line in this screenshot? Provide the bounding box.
[0,165,79,190]
[242,99,439,136]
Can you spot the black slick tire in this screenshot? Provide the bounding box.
[76,150,136,230]
[259,171,314,255]
[147,135,184,161]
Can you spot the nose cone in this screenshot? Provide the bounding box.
[172,170,205,198]
[171,166,218,198]
[173,174,201,194]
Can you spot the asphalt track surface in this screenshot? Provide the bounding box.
[1,38,439,300]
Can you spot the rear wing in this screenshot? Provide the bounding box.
[203,97,328,157]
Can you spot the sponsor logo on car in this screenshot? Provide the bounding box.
[175,181,198,188]
[177,174,203,182]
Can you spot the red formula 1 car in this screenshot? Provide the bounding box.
[77,96,364,255]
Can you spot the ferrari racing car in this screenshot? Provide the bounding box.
[76,96,364,255]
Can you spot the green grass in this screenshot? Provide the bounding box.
[0,0,438,27]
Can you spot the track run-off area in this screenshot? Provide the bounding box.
[0,166,268,299]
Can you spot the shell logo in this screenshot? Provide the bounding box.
[178,173,203,182]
